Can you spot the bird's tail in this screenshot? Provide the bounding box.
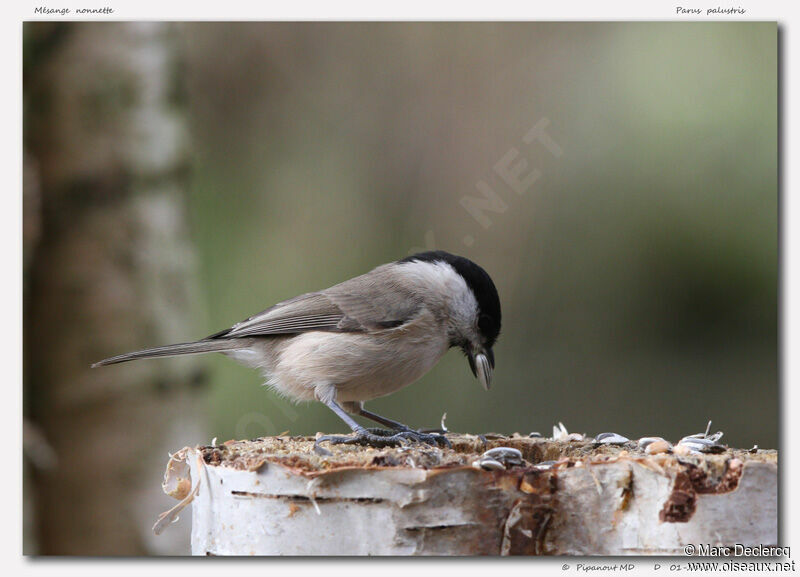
[91,339,243,368]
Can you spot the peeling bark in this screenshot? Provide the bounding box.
[158,435,777,556]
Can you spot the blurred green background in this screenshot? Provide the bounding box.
[23,21,777,556]
[176,22,777,448]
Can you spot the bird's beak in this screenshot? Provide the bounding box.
[468,347,494,391]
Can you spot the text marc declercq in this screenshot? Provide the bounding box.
[693,544,789,557]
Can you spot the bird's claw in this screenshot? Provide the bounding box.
[316,428,451,449]
[315,431,406,449]
[365,427,400,437]
[364,426,451,447]
[394,430,451,448]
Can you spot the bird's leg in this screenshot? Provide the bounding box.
[358,408,413,432]
[314,399,407,448]
[359,407,450,440]
[358,411,419,439]
[315,399,449,449]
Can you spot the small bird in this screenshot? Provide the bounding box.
[92,250,501,448]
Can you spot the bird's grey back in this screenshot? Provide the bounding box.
[218,263,427,339]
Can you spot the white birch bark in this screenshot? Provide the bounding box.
[157,435,777,556]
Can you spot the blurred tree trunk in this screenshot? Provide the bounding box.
[24,22,208,555]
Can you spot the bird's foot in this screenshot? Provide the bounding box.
[316,428,450,450]
[366,426,451,448]
[363,425,451,447]
[365,427,402,437]
[393,429,451,448]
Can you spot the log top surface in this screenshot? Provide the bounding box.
[196,432,777,476]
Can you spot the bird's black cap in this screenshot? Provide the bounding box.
[399,251,501,348]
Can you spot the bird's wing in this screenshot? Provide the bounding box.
[214,267,424,339]
[216,292,345,338]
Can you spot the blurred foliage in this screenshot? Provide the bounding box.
[171,23,776,447]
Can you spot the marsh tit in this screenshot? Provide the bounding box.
[93,251,501,448]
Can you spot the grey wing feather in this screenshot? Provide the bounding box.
[219,293,346,338]
[324,270,424,330]
[217,266,423,339]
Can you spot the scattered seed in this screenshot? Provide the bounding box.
[645,440,672,455]
[638,437,666,449]
[472,457,506,471]
[685,431,724,443]
[673,444,695,456]
[552,422,584,442]
[483,447,524,466]
[595,432,629,445]
[677,435,726,454]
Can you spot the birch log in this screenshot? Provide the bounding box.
[158,434,777,555]
[24,22,207,555]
